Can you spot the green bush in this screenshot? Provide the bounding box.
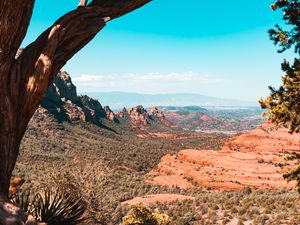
[122,204,170,225]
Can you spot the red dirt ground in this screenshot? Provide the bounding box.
[147,123,299,191]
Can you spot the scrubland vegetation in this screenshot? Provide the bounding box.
[11,112,300,224]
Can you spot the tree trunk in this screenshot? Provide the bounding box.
[0,66,29,202]
[0,0,151,202]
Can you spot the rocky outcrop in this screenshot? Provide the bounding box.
[150,107,165,121]
[117,107,130,119]
[149,107,174,127]
[40,72,107,125]
[128,105,149,126]
[38,71,172,130]
[114,105,173,128]
[147,122,299,191]
[104,106,118,122]
[43,71,79,104]
[223,121,300,153]
[80,95,106,123]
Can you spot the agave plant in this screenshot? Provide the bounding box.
[11,189,32,214]
[32,188,86,225]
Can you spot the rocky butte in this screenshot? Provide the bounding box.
[34,71,172,131]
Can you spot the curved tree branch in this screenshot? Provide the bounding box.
[0,0,151,204]
[89,0,151,19]
[17,0,151,124]
[0,0,35,63]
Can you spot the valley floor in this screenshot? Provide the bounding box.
[13,113,300,225]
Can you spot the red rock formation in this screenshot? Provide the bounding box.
[40,72,107,125]
[149,107,174,127]
[200,114,215,123]
[38,73,172,131]
[128,105,149,126]
[150,107,166,120]
[9,178,25,196]
[104,106,117,122]
[147,123,299,191]
[79,95,106,124]
[43,71,79,104]
[223,122,300,153]
[124,105,174,128]
[117,107,129,119]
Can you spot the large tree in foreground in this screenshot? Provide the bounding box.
[260,0,300,191]
[0,0,150,202]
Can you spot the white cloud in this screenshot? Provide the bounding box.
[73,72,224,93]
[73,74,106,82]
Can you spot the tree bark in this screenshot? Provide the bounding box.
[0,0,151,201]
[0,0,36,202]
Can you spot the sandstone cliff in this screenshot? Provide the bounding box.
[38,72,171,131]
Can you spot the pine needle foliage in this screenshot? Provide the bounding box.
[260,0,300,192]
[283,153,300,192]
[260,0,300,133]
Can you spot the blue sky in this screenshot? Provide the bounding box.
[22,0,294,101]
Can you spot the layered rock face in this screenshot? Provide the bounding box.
[104,106,118,122]
[149,107,174,127]
[150,107,165,120]
[38,71,170,130]
[147,122,299,191]
[128,105,149,126]
[42,71,77,105]
[122,105,171,127]
[116,107,130,119]
[40,71,106,125]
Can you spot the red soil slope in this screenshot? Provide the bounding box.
[147,123,299,191]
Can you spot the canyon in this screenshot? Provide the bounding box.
[13,71,300,224]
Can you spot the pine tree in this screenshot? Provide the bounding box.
[260,0,300,192]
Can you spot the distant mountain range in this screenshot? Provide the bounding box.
[79,92,259,110]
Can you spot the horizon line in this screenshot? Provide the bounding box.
[78,91,258,103]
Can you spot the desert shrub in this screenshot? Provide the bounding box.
[12,187,86,225]
[11,189,31,214]
[33,188,86,225]
[122,204,170,225]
